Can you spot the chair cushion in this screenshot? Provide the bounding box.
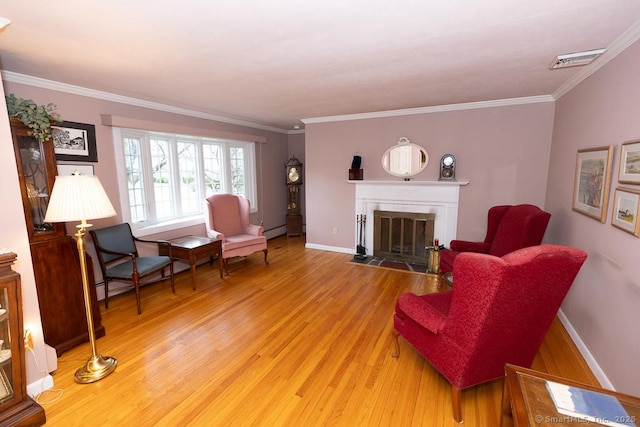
[223,234,267,251]
[106,256,172,279]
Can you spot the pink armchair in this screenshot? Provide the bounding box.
[204,194,268,274]
[392,244,587,423]
[439,204,551,273]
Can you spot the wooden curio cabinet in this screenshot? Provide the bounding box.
[0,252,45,426]
[9,118,104,355]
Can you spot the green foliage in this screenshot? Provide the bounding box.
[5,93,61,142]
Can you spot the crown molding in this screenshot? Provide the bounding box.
[0,71,290,134]
[552,20,640,100]
[301,95,554,124]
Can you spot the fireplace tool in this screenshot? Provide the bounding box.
[354,214,367,260]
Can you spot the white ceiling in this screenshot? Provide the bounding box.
[1,1,640,132]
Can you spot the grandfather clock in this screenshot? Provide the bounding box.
[285,156,303,236]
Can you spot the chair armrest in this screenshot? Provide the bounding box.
[397,293,447,333]
[134,236,169,246]
[134,237,172,256]
[206,229,225,241]
[449,240,491,253]
[245,223,264,236]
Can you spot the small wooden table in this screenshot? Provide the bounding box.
[502,364,640,426]
[160,236,223,290]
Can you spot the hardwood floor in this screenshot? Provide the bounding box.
[39,235,597,426]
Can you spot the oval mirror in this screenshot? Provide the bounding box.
[381,137,429,178]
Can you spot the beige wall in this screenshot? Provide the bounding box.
[304,102,556,251]
[0,78,49,387]
[545,39,640,395]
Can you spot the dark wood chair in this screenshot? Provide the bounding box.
[89,223,175,315]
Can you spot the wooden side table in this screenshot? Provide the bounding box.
[502,364,640,426]
[159,236,223,290]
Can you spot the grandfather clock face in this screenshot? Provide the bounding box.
[287,166,301,184]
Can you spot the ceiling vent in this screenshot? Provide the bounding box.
[549,48,606,70]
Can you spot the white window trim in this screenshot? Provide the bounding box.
[112,127,257,237]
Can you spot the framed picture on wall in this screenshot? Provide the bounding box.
[51,121,98,162]
[611,187,640,237]
[572,145,613,223]
[618,140,640,184]
[57,164,95,177]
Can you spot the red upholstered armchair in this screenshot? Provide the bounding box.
[439,204,551,273]
[392,244,587,423]
[204,194,268,274]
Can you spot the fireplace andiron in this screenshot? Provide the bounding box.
[354,214,367,260]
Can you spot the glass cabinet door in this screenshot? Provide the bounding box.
[0,286,14,404]
[17,135,54,233]
[10,119,66,242]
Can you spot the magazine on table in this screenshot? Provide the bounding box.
[546,380,637,427]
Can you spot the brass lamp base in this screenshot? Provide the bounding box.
[74,354,118,384]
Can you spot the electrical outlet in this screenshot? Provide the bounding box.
[332,227,338,235]
[24,329,33,351]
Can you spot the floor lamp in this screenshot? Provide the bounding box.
[44,171,118,383]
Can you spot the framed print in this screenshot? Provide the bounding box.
[572,145,613,223]
[611,187,640,237]
[51,121,98,162]
[57,164,94,177]
[618,140,640,184]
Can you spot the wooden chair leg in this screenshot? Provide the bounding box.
[223,258,229,275]
[169,262,175,294]
[391,328,401,358]
[263,249,269,265]
[133,276,142,315]
[104,279,110,309]
[451,385,463,423]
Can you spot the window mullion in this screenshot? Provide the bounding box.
[140,134,158,223]
[222,142,232,194]
[170,137,181,216]
[196,141,206,202]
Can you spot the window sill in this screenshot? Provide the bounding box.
[132,215,204,237]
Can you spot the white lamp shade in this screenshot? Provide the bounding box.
[44,174,117,223]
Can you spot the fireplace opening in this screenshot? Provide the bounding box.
[373,210,435,264]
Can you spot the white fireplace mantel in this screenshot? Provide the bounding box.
[351,179,468,256]
[348,180,468,186]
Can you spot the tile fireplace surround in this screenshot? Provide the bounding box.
[352,180,469,257]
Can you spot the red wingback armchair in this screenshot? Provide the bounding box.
[205,194,268,274]
[392,244,587,423]
[439,204,551,273]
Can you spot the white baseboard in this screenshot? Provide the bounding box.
[27,374,54,399]
[557,309,614,390]
[305,242,353,254]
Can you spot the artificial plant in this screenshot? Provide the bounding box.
[5,93,61,142]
